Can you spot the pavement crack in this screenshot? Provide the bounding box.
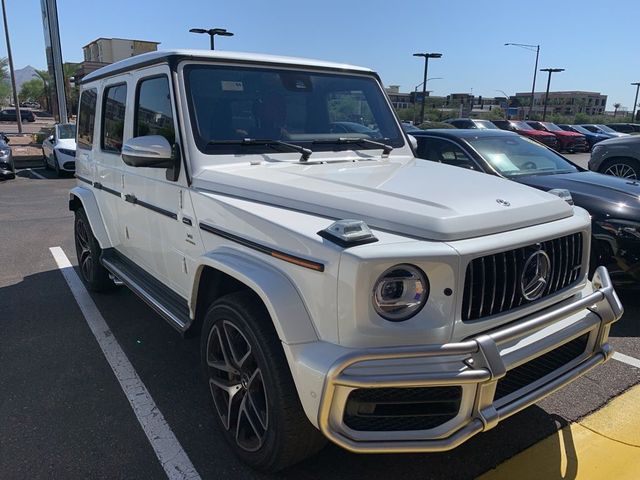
[578,422,640,448]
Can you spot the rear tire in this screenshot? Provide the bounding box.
[600,157,640,179]
[74,208,115,292]
[201,291,326,472]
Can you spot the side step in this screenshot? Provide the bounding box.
[100,248,191,333]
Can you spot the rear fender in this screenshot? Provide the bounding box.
[68,186,112,249]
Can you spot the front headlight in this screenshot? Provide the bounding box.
[596,219,640,240]
[57,148,76,157]
[372,264,429,321]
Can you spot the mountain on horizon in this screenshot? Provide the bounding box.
[14,65,39,92]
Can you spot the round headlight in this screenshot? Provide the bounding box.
[372,264,429,322]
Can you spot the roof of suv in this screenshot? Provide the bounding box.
[82,49,373,84]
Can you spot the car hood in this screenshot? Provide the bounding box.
[518,129,555,138]
[55,138,76,149]
[516,171,640,218]
[595,135,640,147]
[552,131,583,138]
[192,156,573,241]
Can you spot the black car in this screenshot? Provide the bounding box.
[0,133,14,179]
[606,123,640,134]
[412,129,640,286]
[444,118,499,129]
[0,108,36,122]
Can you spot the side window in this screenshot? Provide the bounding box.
[417,138,476,170]
[135,76,175,144]
[102,83,127,153]
[77,88,97,150]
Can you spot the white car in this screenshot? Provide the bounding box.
[69,50,623,472]
[42,123,76,176]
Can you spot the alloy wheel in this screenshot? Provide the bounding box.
[206,319,268,452]
[603,163,638,179]
[75,217,93,281]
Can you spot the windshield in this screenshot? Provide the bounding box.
[542,122,562,132]
[570,125,590,135]
[595,124,617,133]
[467,135,578,177]
[58,124,76,139]
[511,121,534,131]
[474,120,499,129]
[184,64,404,155]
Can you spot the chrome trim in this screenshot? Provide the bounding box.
[317,266,622,453]
[101,257,188,331]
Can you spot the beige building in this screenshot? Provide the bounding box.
[514,91,607,116]
[82,37,160,64]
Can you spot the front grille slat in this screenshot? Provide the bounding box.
[462,233,583,321]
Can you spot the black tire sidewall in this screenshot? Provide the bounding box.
[74,208,113,291]
[601,158,640,178]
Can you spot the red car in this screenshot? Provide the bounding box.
[492,120,559,149]
[526,121,588,152]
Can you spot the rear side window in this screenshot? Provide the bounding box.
[135,76,175,144]
[102,83,127,152]
[77,89,97,150]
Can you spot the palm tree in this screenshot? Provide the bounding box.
[35,69,51,112]
[613,102,621,117]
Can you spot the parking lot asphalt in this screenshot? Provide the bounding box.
[1,168,638,480]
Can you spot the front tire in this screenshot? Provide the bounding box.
[53,151,62,177]
[42,149,49,169]
[600,157,640,179]
[74,208,115,292]
[201,291,325,472]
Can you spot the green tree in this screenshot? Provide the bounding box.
[19,78,45,103]
[0,57,11,104]
[613,103,621,117]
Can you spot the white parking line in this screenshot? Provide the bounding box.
[49,246,201,480]
[27,168,46,180]
[612,351,640,369]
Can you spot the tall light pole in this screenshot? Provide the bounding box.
[540,68,564,121]
[413,52,442,125]
[631,82,640,122]
[505,43,540,119]
[412,77,442,124]
[189,28,234,50]
[1,0,22,133]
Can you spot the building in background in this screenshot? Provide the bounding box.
[515,91,607,117]
[75,37,160,82]
[385,85,412,109]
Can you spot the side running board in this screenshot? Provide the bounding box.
[100,248,191,333]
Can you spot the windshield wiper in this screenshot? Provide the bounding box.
[206,138,312,162]
[313,137,394,157]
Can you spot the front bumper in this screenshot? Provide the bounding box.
[314,266,622,453]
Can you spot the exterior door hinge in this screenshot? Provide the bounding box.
[179,190,183,209]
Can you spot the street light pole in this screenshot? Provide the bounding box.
[413,52,442,125]
[504,43,540,119]
[1,0,22,133]
[189,28,234,50]
[540,68,564,121]
[631,82,640,122]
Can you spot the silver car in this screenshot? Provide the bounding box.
[589,135,640,178]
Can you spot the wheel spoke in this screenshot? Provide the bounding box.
[236,393,265,451]
[222,320,252,369]
[209,378,243,431]
[246,369,268,429]
[206,325,239,375]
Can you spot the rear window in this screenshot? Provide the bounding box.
[77,89,97,150]
[101,83,127,153]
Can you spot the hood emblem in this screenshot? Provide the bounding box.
[520,250,551,301]
[496,199,511,207]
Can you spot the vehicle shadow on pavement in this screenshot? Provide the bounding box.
[15,169,72,181]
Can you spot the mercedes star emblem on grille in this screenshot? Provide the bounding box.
[520,250,551,301]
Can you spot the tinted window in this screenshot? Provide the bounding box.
[135,76,175,144]
[184,64,403,155]
[58,124,76,139]
[417,137,476,170]
[102,83,127,152]
[77,89,97,149]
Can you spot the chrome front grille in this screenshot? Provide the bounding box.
[462,232,583,321]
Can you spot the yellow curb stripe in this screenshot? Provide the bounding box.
[478,384,640,480]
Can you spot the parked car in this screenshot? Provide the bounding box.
[526,121,588,153]
[329,121,379,136]
[605,123,640,134]
[558,124,612,150]
[579,124,629,138]
[401,122,422,133]
[0,108,35,122]
[0,133,14,180]
[589,135,640,179]
[70,49,622,471]
[413,128,640,286]
[42,123,76,176]
[444,118,499,129]
[492,119,559,148]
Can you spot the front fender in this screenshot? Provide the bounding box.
[69,186,112,249]
[192,247,319,345]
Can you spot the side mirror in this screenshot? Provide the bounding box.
[408,134,418,150]
[48,134,54,142]
[122,135,174,168]
[3,135,9,143]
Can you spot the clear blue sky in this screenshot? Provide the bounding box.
[2,0,639,110]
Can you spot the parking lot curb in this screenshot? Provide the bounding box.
[477,383,640,479]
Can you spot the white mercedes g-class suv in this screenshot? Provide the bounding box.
[70,50,623,471]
